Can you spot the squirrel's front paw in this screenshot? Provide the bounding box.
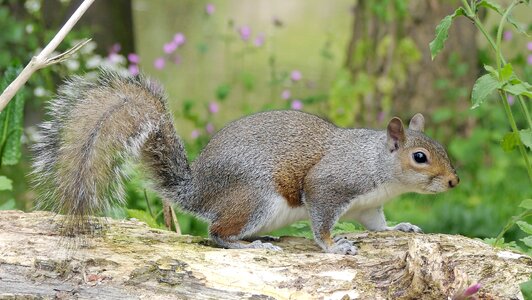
[248,240,283,251]
[328,236,358,255]
[390,222,423,233]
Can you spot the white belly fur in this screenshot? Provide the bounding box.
[257,195,308,234]
[341,183,407,221]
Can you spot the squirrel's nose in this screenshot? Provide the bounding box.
[448,175,459,188]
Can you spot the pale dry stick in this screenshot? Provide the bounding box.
[0,0,96,112]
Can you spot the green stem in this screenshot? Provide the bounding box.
[495,1,518,71]
[499,91,532,182]
[517,95,532,130]
[494,210,532,245]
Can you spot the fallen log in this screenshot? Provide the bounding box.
[0,210,530,299]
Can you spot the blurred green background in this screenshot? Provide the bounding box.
[0,0,531,247]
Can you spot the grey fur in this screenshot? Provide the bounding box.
[33,70,458,254]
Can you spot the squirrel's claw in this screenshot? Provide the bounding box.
[391,222,423,233]
[328,237,358,255]
[249,240,283,251]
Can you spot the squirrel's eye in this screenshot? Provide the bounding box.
[413,152,428,164]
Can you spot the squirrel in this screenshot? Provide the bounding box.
[32,70,459,255]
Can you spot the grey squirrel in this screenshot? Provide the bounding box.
[33,70,459,255]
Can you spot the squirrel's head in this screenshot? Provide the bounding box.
[386,113,459,194]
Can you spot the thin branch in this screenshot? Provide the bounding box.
[0,0,95,112]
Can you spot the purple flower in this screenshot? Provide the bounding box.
[110,43,121,54]
[128,64,139,76]
[208,101,219,114]
[163,42,178,54]
[206,123,215,134]
[174,33,186,47]
[154,57,165,70]
[507,95,515,105]
[528,42,532,51]
[238,26,251,41]
[503,30,512,41]
[205,3,215,15]
[281,89,291,100]
[291,100,303,110]
[528,54,532,65]
[127,53,139,64]
[254,33,265,47]
[463,283,481,297]
[191,129,200,139]
[291,70,302,82]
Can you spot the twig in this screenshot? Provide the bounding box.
[0,0,95,112]
[170,206,182,235]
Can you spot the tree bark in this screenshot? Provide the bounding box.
[0,211,530,299]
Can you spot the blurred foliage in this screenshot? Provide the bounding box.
[0,1,531,255]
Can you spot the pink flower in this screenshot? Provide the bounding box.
[127,53,139,64]
[154,57,165,70]
[174,33,186,47]
[463,283,481,297]
[291,70,302,82]
[503,30,512,41]
[238,26,251,41]
[254,33,265,47]
[128,64,139,76]
[208,101,219,114]
[163,42,178,54]
[205,3,215,15]
[507,95,515,105]
[291,100,303,110]
[528,42,532,51]
[206,123,215,134]
[110,43,121,54]
[191,129,200,139]
[528,54,532,65]
[281,90,291,100]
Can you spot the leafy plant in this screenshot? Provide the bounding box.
[430,0,531,295]
[0,67,25,207]
[430,0,532,181]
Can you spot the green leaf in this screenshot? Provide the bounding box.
[0,198,16,210]
[507,14,529,37]
[501,132,520,151]
[521,236,532,248]
[499,63,513,82]
[429,7,466,60]
[519,199,532,210]
[0,175,12,191]
[126,209,164,229]
[519,129,532,150]
[215,84,231,101]
[0,67,25,166]
[471,74,501,109]
[516,221,532,235]
[503,83,532,98]
[478,1,529,36]
[477,0,503,14]
[520,279,532,300]
[484,65,498,77]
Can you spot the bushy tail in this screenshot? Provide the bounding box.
[32,70,193,234]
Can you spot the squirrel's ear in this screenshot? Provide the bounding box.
[387,117,405,152]
[408,113,425,132]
